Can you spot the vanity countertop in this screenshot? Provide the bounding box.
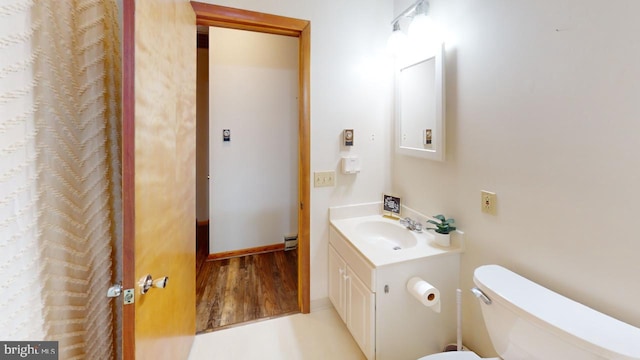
[329,203,463,268]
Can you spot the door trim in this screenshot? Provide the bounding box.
[190,2,311,314]
[122,0,135,358]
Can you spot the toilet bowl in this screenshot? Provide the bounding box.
[418,265,640,360]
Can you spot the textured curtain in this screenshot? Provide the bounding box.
[0,0,122,359]
[0,0,46,341]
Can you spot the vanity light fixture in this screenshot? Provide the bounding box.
[407,1,433,42]
[387,0,432,54]
[387,21,407,55]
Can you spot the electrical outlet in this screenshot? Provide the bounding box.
[481,190,497,215]
[314,171,335,187]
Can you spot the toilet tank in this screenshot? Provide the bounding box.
[473,265,640,360]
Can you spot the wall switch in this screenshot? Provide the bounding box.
[314,171,335,187]
[481,190,497,215]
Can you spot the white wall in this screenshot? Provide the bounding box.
[209,28,299,253]
[393,0,640,356]
[200,0,394,300]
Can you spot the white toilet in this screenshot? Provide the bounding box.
[419,264,640,360]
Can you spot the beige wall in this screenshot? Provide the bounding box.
[208,28,299,253]
[393,0,640,356]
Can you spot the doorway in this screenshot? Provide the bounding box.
[195,25,299,332]
[191,2,311,331]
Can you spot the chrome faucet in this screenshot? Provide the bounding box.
[399,217,422,232]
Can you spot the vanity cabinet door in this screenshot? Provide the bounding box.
[328,245,347,322]
[346,265,375,360]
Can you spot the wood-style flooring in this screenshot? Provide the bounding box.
[195,224,299,333]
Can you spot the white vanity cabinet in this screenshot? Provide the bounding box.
[329,239,375,359]
[329,222,461,360]
[328,245,347,321]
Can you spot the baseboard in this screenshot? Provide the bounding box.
[207,243,285,261]
[310,297,333,312]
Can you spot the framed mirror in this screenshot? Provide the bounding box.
[395,43,445,161]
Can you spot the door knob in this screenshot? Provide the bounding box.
[153,276,169,289]
[138,274,169,294]
[107,282,122,298]
[139,274,153,294]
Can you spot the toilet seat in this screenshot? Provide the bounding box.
[417,352,483,360]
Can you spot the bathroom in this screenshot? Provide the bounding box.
[2,0,639,358]
[309,0,640,355]
[193,0,640,356]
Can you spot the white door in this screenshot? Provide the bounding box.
[347,267,376,360]
[328,245,347,322]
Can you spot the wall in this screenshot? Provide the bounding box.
[208,28,299,253]
[393,0,640,356]
[199,0,394,300]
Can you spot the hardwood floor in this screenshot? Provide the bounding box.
[195,224,299,333]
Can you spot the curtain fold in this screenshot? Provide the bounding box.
[34,0,121,358]
[1,0,121,355]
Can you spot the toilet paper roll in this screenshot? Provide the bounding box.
[406,277,441,313]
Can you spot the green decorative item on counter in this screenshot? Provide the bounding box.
[427,214,456,234]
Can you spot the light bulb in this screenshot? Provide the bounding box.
[387,29,407,55]
[407,13,433,43]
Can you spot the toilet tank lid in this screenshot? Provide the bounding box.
[473,265,640,359]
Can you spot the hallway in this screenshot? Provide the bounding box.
[196,225,299,333]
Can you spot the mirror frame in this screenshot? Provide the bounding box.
[395,43,445,161]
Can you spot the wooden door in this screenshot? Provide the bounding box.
[122,2,311,357]
[122,1,197,359]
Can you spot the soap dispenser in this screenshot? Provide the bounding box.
[341,155,361,174]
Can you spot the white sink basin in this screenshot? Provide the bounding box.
[330,215,463,267]
[355,220,418,250]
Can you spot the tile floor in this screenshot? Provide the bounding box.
[189,306,366,360]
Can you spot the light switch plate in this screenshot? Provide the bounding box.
[314,171,335,187]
